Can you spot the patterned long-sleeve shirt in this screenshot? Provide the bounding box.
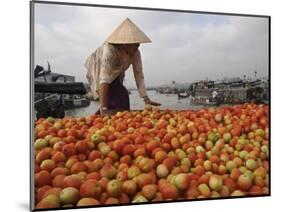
[85,43,148,99]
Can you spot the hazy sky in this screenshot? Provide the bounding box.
[34,3,269,88]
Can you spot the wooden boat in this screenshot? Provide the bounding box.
[64,97,90,109]
[190,97,217,106]
[177,93,189,98]
[34,64,90,118]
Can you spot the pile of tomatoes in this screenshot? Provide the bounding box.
[34,103,269,209]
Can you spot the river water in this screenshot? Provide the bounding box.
[65,90,204,117]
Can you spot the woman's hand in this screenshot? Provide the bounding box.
[100,108,119,116]
[143,96,161,106]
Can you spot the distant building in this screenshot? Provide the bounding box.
[191,80,214,89]
[214,77,243,88]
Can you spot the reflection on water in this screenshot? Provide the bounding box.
[65,90,204,117]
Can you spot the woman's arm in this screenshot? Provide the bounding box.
[98,44,117,114]
[132,50,147,98]
[99,83,109,114]
[132,50,161,106]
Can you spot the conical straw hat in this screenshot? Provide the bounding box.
[106,17,151,44]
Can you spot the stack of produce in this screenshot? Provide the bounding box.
[34,103,269,209]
